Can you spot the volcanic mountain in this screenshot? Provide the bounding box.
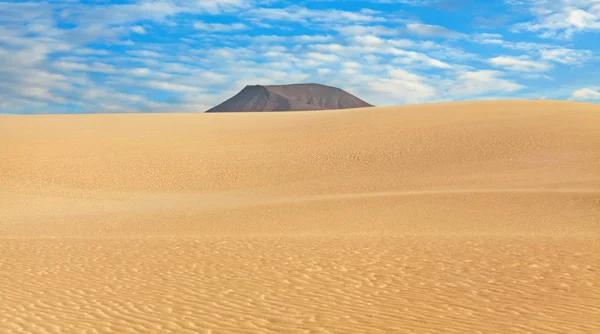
[206,83,373,112]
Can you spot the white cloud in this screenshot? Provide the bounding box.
[75,48,110,56]
[131,26,147,34]
[367,69,436,104]
[127,50,165,58]
[353,34,385,46]
[244,35,330,44]
[513,0,600,38]
[571,87,600,100]
[82,88,143,103]
[129,68,152,76]
[309,42,452,69]
[449,70,524,96]
[54,61,117,73]
[406,23,465,38]
[306,52,340,62]
[295,35,333,42]
[342,61,361,68]
[245,6,384,24]
[489,56,552,72]
[193,22,248,32]
[335,25,398,36]
[311,43,346,54]
[539,47,593,64]
[146,81,201,93]
[472,34,594,67]
[473,35,593,62]
[65,0,252,27]
[392,49,452,69]
[317,68,332,76]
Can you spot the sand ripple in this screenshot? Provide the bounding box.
[1,237,598,333]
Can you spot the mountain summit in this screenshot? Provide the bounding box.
[206,83,373,112]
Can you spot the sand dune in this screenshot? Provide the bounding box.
[1,100,599,333]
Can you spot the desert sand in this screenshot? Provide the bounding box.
[1,100,599,333]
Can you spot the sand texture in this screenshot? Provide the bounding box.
[1,100,599,333]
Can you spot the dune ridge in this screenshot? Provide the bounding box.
[1,100,599,333]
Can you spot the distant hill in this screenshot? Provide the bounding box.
[206,83,373,112]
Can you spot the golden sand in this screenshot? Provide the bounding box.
[1,100,599,333]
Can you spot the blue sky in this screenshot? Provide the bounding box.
[0,0,599,113]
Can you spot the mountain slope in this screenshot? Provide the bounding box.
[206,83,373,112]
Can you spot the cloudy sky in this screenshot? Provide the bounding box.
[1,0,599,113]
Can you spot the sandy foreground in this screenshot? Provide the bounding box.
[1,100,599,333]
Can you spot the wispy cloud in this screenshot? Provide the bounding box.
[512,0,600,38]
[540,47,593,64]
[571,87,600,101]
[448,70,524,96]
[489,56,552,72]
[406,23,465,38]
[245,6,385,24]
[194,22,248,32]
[131,26,147,34]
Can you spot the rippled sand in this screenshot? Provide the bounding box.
[1,101,599,333]
[1,237,598,333]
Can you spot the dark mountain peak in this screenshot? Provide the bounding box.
[207,83,373,113]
